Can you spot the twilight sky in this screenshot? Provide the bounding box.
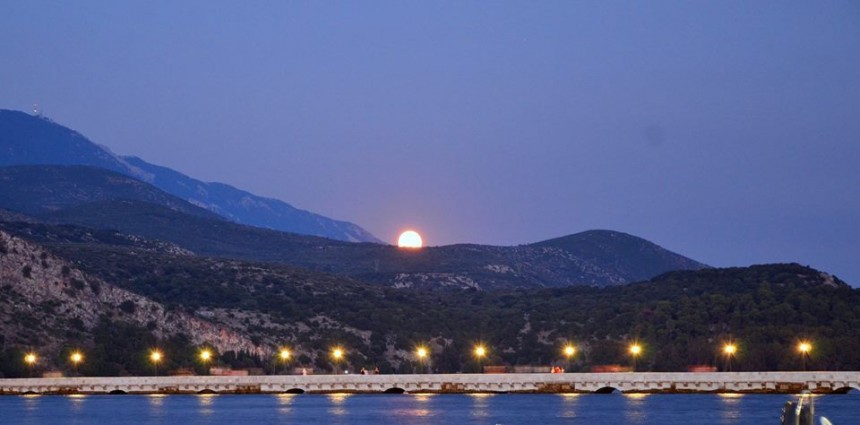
[2,1,859,284]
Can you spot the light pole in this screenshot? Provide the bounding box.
[199,349,212,374]
[279,348,291,374]
[331,347,344,374]
[473,345,487,373]
[798,342,812,371]
[150,350,163,376]
[722,343,737,372]
[415,346,429,374]
[629,344,642,372]
[24,353,37,377]
[563,345,576,372]
[70,351,84,376]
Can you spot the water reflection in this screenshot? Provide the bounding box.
[197,393,216,416]
[276,393,295,415]
[469,393,494,418]
[623,393,649,424]
[328,393,351,416]
[68,394,87,413]
[22,393,41,412]
[719,393,743,423]
[558,393,580,418]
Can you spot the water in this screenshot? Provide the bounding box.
[0,393,857,424]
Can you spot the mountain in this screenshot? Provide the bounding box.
[531,230,706,283]
[0,230,263,377]
[0,165,707,288]
[2,224,858,376]
[0,109,381,243]
[0,165,218,219]
[121,156,381,243]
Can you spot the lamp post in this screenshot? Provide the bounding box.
[629,344,642,372]
[70,351,84,376]
[563,345,576,372]
[279,348,291,374]
[415,346,429,374]
[150,350,163,376]
[473,345,487,373]
[199,349,212,374]
[722,343,737,372]
[331,347,344,374]
[798,342,812,371]
[24,353,37,377]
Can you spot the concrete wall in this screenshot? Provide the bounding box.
[1,372,858,395]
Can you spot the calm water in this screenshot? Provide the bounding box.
[0,393,857,424]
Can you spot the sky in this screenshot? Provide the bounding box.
[2,1,859,284]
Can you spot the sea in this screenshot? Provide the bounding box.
[0,393,857,424]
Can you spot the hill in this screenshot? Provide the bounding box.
[0,231,262,377]
[0,109,380,242]
[1,227,857,376]
[0,166,705,288]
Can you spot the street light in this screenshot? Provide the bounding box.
[474,345,487,373]
[798,342,812,371]
[279,348,291,374]
[629,344,642,372]
[70,351,83,375]
[563,345,576,372]
[24,353,37,377]
[150,350,163,376]
[722,343,737,372]
[331,347,344,374]
[415,346,429,374]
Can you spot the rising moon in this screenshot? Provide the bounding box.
[397,230,423,248]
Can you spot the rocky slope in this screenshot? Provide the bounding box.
[0,231,261,357]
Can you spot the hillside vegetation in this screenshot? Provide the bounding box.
[1,223,856,377]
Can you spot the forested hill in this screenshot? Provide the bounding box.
[2,220,857,377]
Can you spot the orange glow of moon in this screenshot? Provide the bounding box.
[397,230,423,248]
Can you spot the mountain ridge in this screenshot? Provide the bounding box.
[0,166,707,289]
[0,109,381,243]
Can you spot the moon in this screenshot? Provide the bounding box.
[397,230,423,248]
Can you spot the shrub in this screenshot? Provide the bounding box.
[119,300,136,314]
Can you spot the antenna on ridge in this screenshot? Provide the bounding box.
[32,103,42,117]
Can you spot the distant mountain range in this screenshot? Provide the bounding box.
[0,165,707,289]
[0,109,381,243]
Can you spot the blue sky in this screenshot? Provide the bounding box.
[2,1,859,283]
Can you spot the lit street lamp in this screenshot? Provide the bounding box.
[798,342,812,371]
[279,348,291,374]
[150,350,163,376]
[563,345,576,372]
[474,345,487,373]
[722,343,737,372]
[70,351,84,375]
[24,353,37,377]
[415,346,429,374]
[199,349,213,374]
[331,347,345,374]
[629,344,642,372]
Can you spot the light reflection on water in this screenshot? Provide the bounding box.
[623,392,649,424]
[197,393,216,416]
[469,392,494,418]
[327,392,350,416]
[1,392,858,425]
[558,393,580,419]
[276,393,294,415]
[719,393,743,423]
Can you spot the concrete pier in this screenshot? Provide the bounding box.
[1,372,858,395]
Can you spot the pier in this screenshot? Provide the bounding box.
[1,372,858,395]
